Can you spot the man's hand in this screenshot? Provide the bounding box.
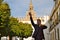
[29,12,32,17]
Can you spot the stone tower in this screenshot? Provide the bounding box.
[25,0,37,21]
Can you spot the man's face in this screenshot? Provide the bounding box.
[37,19,41,25]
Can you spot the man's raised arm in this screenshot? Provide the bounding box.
[29,12,35,26]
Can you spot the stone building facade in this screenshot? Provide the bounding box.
[49,0,60,40]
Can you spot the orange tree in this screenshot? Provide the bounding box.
[9,17,33,40]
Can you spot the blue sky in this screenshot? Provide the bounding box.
[4,0,54,18]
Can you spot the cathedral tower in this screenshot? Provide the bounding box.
[25,0,37,21]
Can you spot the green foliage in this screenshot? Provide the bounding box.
[0,3,10,27]
[18,23,33,38]
[0,2,10,36]
[9,17,33,38]
[9,17,19,36]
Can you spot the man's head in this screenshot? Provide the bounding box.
[37,19,41,25]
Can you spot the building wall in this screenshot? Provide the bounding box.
[50,29,56,40]
[44,21,50,40]
[49,0,60,40]
[55,23,60,40]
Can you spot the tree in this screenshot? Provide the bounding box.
[9,17,33,40]
[9,17,19,40]
[19,23,33,40]
[0,1,10,39]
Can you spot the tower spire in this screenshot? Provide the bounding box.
[29,0,33,10]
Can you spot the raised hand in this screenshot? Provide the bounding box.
[29,12,32,17]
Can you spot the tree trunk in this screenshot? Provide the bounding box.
[21,37,23,40]
[9,36,12,40]
[20,37,23,40]
[7,36,12,40]
[0,36,1,40]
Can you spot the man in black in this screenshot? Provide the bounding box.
[29,12,47,40]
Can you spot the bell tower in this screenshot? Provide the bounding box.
[29,0,33,10]
[25,0,37,21]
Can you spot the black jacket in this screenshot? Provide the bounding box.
[30,17,47,39]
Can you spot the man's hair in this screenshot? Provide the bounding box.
[37,19,41,22]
